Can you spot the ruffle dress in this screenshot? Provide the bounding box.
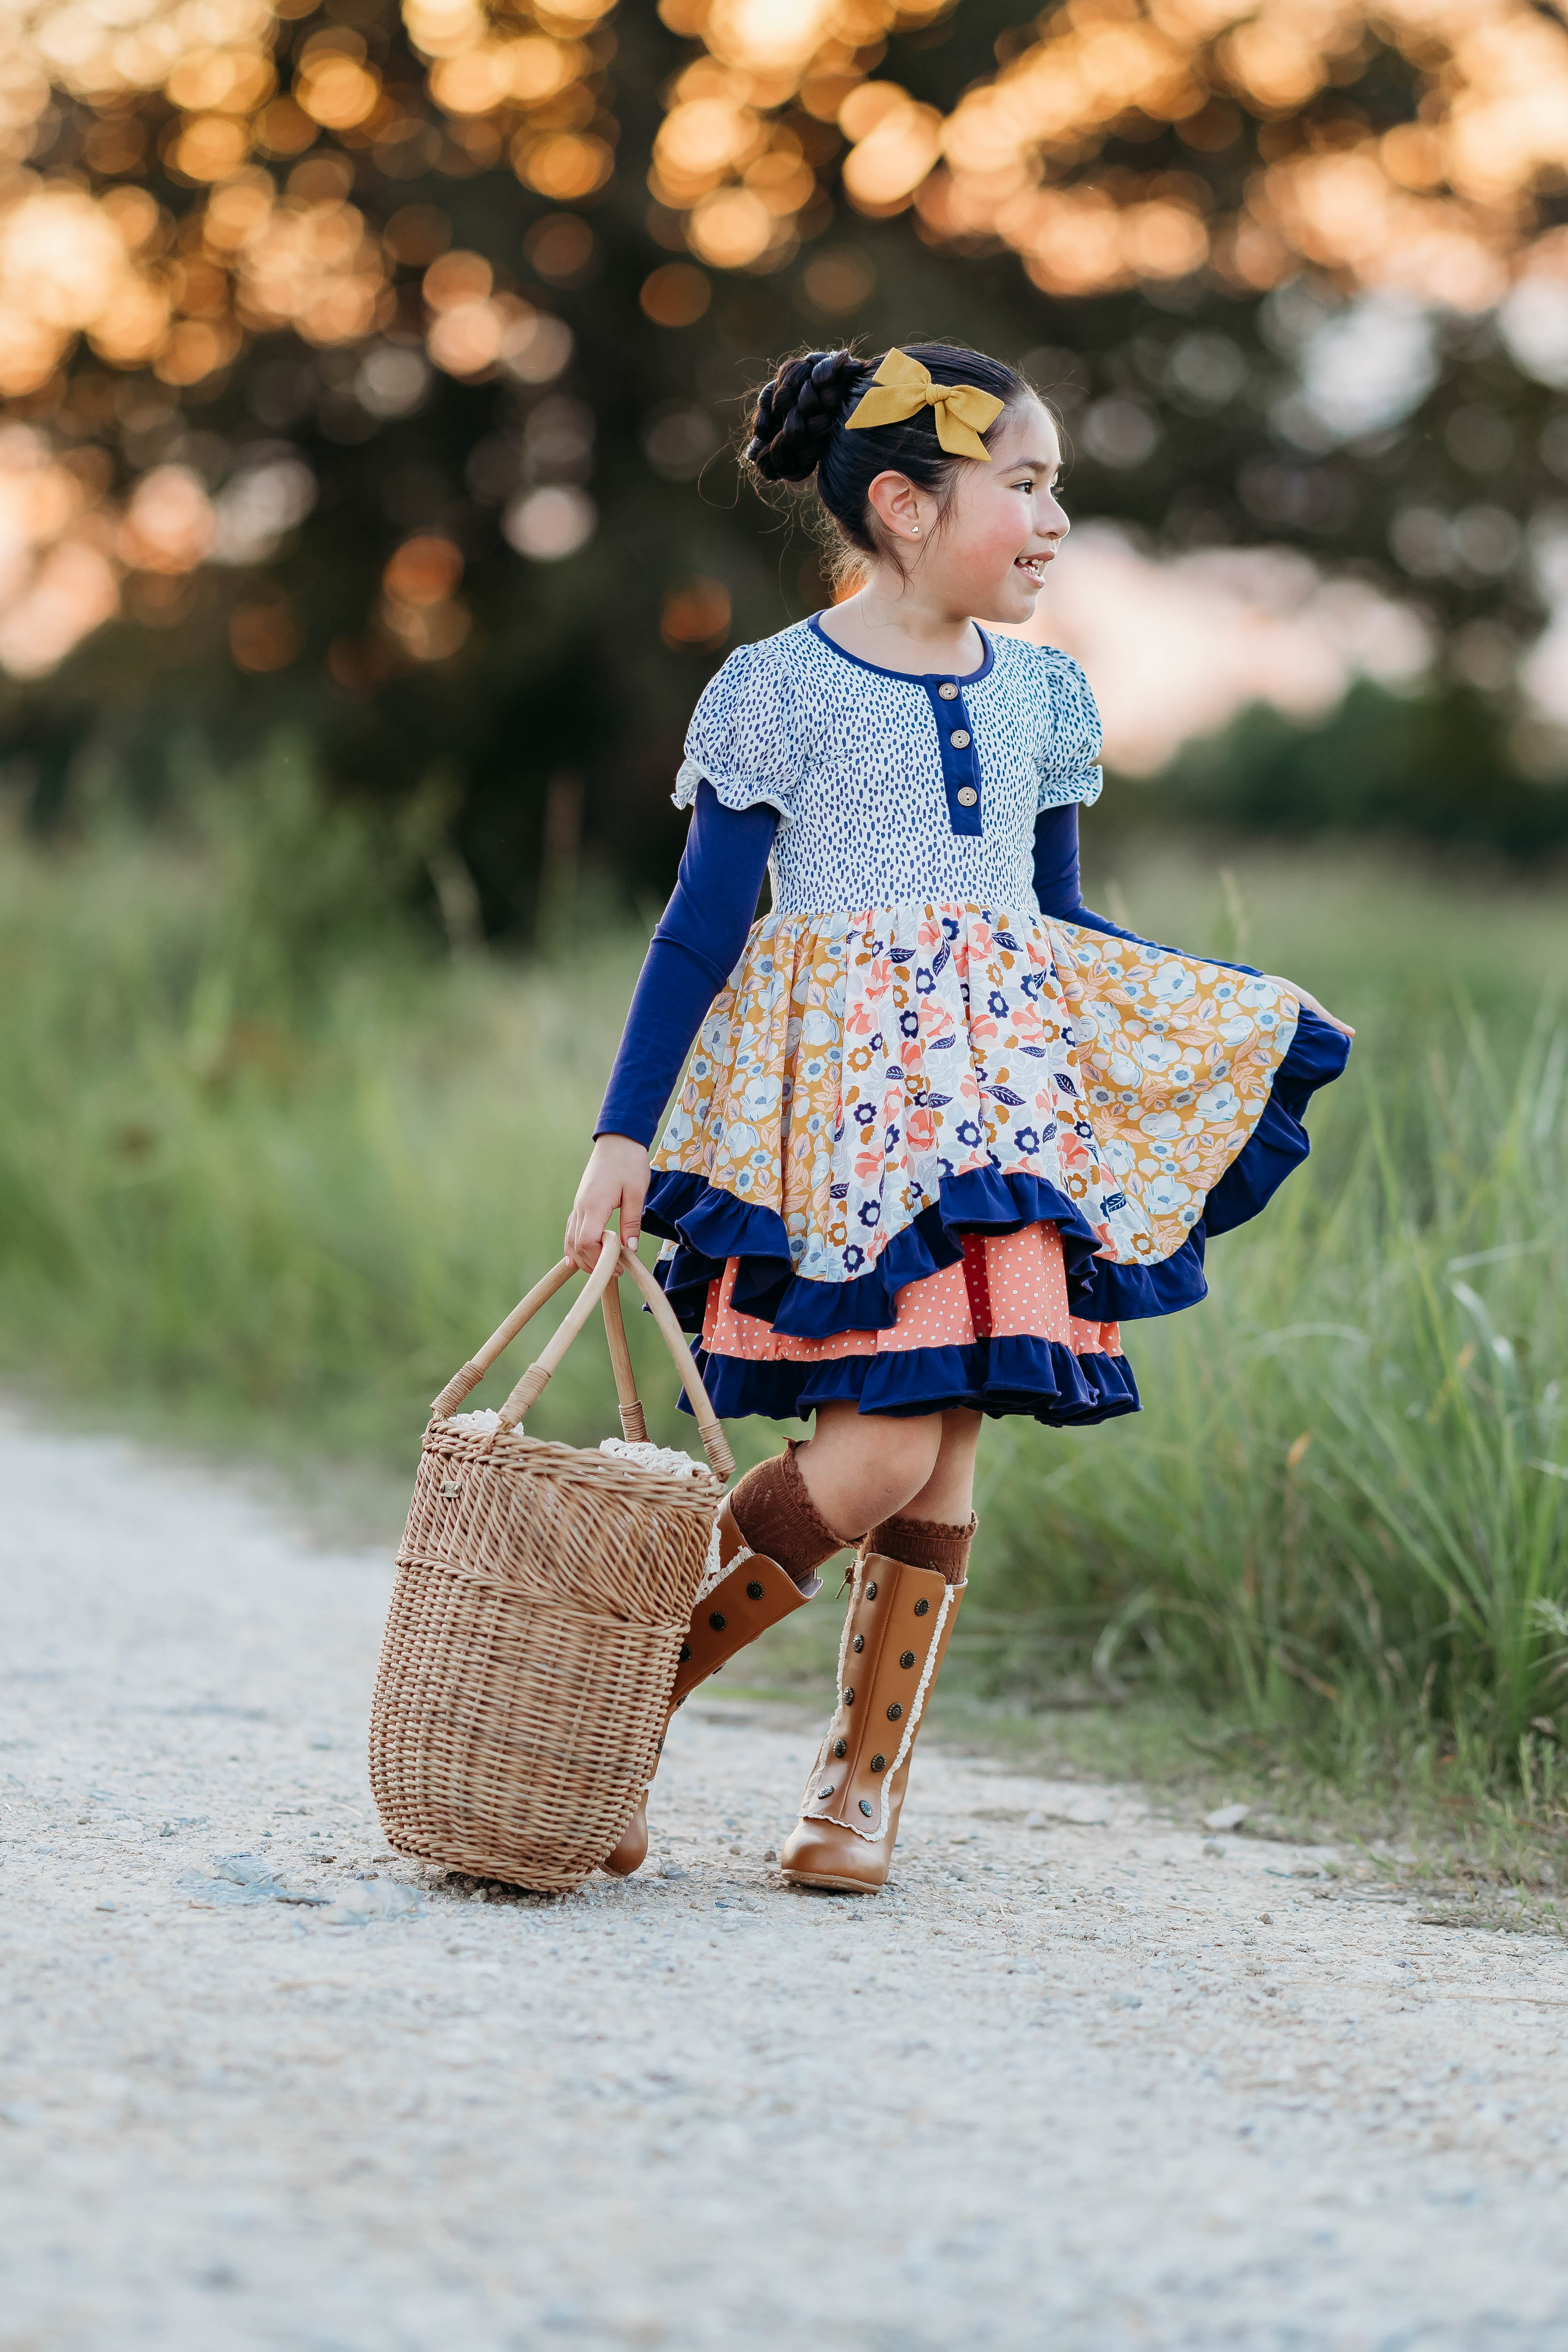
[640,615,1348,1426]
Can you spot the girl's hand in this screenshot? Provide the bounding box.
[565,1134,651,1273]
[1261,976,1354,1039]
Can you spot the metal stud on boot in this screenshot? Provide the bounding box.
[601,1499,819,1877]
[779,1550,964,1895]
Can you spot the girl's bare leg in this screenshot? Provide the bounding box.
[792,1402,982,1538]
[791,1400,941,1537]
[901,1407,983,1524]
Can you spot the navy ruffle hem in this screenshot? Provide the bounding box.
[643,1000,1347,1425]
[688,1335,1141,1428]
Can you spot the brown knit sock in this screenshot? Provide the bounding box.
[730,1442,858,1590]
[868,1510,977,1585]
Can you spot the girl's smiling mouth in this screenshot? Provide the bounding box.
[1014,553,1051,581]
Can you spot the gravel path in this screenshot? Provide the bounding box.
[3,1410,1568,2351]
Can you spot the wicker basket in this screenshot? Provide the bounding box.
[370,1235,734,1894]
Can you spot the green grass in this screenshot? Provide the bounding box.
[976,1009,1568,1725]
[3,774,1567,1856]
[0,824,693,1470]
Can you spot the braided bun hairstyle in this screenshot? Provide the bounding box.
[744,348,866,483]
[742,340,1030,583]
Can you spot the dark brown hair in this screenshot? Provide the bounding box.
[743,341,1034,585]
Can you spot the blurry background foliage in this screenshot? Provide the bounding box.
[3,0,1568,926]
[4,0,1568,1809]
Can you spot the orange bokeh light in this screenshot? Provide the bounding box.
[384,535,464,607]
[2,0,1568,692]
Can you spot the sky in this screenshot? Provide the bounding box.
[1009,521,1431,772]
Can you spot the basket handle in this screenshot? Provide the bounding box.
[599,1271,648,1445]
[428,1232,734,1484]
[615,1243,735,1483]
[429,1258,580,1421]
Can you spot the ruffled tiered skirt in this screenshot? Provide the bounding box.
[646,900,1348,1426]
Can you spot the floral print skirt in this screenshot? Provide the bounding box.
[644,899,1346,1426]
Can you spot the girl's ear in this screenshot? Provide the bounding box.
[866,468,927,541]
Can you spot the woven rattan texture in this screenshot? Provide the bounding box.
[370,1423,721,1893]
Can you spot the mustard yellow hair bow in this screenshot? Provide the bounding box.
[843,347,1005,462]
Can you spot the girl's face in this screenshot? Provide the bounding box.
[867,396,1069,621]
[939,397,1069,621]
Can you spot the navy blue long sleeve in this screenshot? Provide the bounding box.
[1031,802,1148,941]
[596,781,778,1145]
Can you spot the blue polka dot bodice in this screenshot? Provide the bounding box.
[674,614,1103,918]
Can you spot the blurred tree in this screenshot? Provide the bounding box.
[1144,675,1560,858]
[1,0,1567,924]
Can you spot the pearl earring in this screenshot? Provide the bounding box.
[910,524,920,536]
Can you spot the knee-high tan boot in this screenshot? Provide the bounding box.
[778,1546,965,1894]
[602,1498,819,1877]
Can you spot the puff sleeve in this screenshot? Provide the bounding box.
[674,637,801,820]
[1036,645,1104,811]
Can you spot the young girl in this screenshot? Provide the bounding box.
[567,342,1351,1894]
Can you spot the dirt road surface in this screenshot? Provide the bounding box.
[3,1410,1567,2351]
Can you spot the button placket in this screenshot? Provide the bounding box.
[925,678,982,836]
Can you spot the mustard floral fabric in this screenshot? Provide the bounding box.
[652,901,1298,1288]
